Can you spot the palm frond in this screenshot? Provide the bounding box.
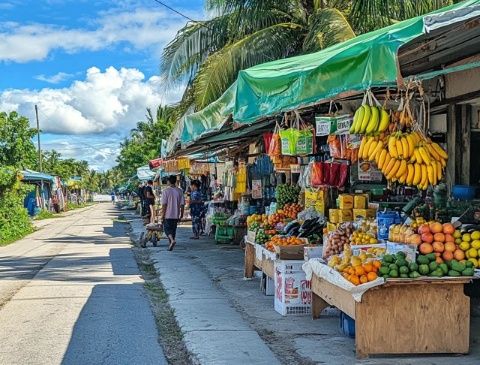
[303,8,355,52]
[192,22,304,110]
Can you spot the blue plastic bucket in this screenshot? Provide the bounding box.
[452,185,475,200]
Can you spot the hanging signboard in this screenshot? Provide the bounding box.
[252,180,263,199]
[315,115,352,136]
[358,161,383,181]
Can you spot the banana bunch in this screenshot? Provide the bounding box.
[349,104,390,135]
[359,130,448,190]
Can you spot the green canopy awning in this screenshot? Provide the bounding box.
[170,0,480,151]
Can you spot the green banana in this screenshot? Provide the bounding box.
[359,105,371,133]
[365,106,379,134]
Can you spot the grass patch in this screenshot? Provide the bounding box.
[0,226,35,247]
[66,202,95,211]
[34,210,61,220]
[133,248,194,365]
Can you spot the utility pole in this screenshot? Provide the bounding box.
[35,104,42,172]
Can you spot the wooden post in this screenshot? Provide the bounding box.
[460,105,471,185]
[244,241,255,278]
[446,105,457,189]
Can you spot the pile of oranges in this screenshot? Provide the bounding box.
[267,212,285,226]
[341,260,381,285]
[279,203,303,219]
[265,235,304,252]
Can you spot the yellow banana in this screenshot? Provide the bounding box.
[383,156,396,176]
[378,149,387,170]
[358,136,367,159]
[377,108,390,132]
[400,136,409,159]
[350,106,365,134]
[388,135,398,158]
[436,160,443,181]
[395,159,407,179]
[427,164,435,185]
[420,164,428,187]
[398,173,406,184]
[382,152,392,174]
[414,148,423,164]
[359,105,371,133]
[405,134,415,159]
[413,163,422,185]
[387,159,401,180]
[431,142,448,159]
[362,137,374,160]
[396,138,404,158]
[406,163,414,185]
[367,139,379,160]
[418,146,431,165]
[370,141,383,161]
[431,162,438,186]
[366,106,379,134]
[440,157,446,168]
[426,143,441,162]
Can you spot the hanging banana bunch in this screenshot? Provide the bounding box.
[349,90,390,135]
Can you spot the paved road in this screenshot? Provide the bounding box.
[0,204,166,365]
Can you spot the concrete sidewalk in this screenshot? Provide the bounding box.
[130,216,480,365]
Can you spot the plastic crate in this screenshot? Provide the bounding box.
[216,225,234,237]
[274,260,311,316]
[340,311,355,338]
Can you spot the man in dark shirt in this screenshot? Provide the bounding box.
[144,180,156,223]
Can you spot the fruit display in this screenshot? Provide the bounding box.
[247,214,267,227]
[452,228,480,268]
[350,219,378,245]
[388,224,420,245]
[281,203,302,219]
[349,102,390,135]
[265,235,304,252]
[267,212,286,226]
[379,252,420,278]
[324,222,354,258]
[416,222,465,263]
[275,184,301,208]
[255,228,277,245]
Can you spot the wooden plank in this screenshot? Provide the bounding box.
[461,105,471,185]
[262,258,274,279]
[311,291,329,320]
[311,274,356,319]
[385,277,473,285]
[355,282,469,358]
[244,241,255,278]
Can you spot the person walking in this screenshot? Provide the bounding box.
[189,180,204,239]
[111,191,115,205]
[144,180,156,224]
[161,175,185,251]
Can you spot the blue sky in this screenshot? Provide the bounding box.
[0,0,204,170]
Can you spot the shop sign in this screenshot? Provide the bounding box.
[358,161,383,181]
[315,115,352,136]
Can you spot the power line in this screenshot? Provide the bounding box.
[151,0,197,22]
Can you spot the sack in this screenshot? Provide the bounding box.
[268,123,281,158]
[311,162,323,187]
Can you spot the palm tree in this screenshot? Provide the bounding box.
[161,0,454,113]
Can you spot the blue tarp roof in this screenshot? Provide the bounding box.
[20,169,55,183]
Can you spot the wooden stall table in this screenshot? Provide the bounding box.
[311,273,472,358]
[244,238,262,278]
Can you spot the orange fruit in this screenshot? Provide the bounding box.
[355,266,365,276]
[433,232,445,242]
[363,263,373,273]
[373,260,381,269]
[443,223,455,235]
[350,275,360,285]
[367,272,378,281]
[360,275,368,284]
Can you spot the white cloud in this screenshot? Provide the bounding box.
[0,7,196,63]
[35,72,73,84]
[0,66,182,135]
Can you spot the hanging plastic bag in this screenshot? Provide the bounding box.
[328,135,341,159]
[268,122,281,158]
[321,162,329,185]
[294,110,313,156]
[338,163,349,188]
[311,162,323,187]
[329,162,340,186]
[263,132,273,153]
[279,113,299,156]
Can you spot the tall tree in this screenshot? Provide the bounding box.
[161,0,453,112]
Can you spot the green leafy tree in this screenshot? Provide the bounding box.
[116,106,174,180]
[0,111,38,169]
[162,0,454,112]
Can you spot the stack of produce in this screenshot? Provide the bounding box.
[379,251,475,278]
[275,184,300,208]
[247,214,266,228]
[265,235,304,252]
[255,228,278,245]
[350,219,378,245]
[280,203,302,219]
[323,222,354,258]
[416,222,464,263]
[452,228,480,268]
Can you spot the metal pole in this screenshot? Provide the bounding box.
[35,104,42,172]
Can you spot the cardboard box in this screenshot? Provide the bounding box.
[354,195,367,209]
[329,209,339,223]
[339,209,353,222]
[352,208,376,219]
[338,194,353,209]
[327,222,338,232]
